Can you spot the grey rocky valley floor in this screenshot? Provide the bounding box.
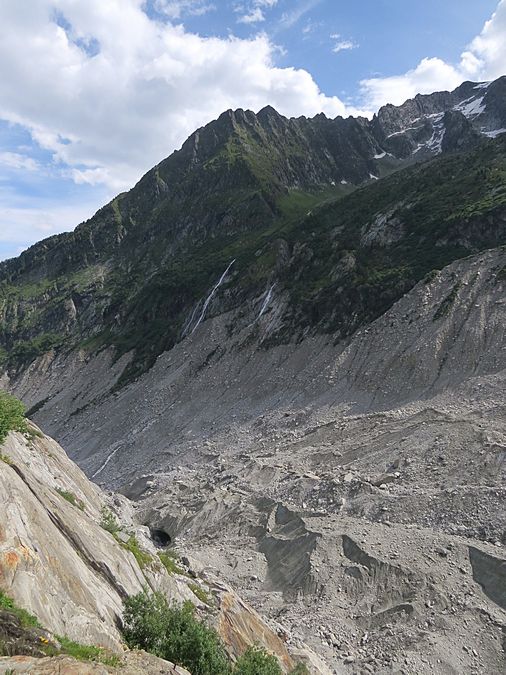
[5,247,506,674]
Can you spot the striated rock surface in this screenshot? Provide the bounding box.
[0,428,326,673]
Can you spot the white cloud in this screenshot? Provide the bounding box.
[238,7,265,24]
[0,152,40,171]
[0,0,353,197]
[154,1,216,19]
[361,0,506,108]
[236,0,278,24]
[0,199,105,248]
[278,0,321,31]
[331,35,358,53]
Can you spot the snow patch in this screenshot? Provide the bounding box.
[484,128,506,139]
[369,173,379,180]
[374,151,386,159]
[454,95,486,118]
[426,121,446,154]
[387,125,424,138]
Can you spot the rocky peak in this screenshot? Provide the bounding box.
[441,109,481,153]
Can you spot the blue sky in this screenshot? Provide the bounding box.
[0,0,504,261]
[147,0,499,98]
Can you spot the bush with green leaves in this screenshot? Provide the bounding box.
[0,392,28,445]
[55,488,85,511]
[234,646,282,675]
[122,591,230,675]
[100,506,121,535]
[122,591,308,675]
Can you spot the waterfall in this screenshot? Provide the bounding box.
[191,259,236,334]
[257,284,274,320]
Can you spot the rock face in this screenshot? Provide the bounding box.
[0,429,322,673]
[0,429,165,651]
[0,653,191,674]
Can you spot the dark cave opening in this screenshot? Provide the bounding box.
[150,528,172,548]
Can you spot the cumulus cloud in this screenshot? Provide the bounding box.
[361,0,506,108]
[0,0,352,195]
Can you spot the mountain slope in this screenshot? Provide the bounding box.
[0,78,505,386]
[1,78,506,674]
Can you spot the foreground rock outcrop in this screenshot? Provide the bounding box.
[0,428,323,673]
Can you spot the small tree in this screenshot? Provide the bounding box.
[122,591,230,675]
[234,646,282,675]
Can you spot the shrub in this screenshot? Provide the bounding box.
[55,488,85,511]
[234,646,283,675]
[100,506,121,535]
[120,536,152,570]
[122,591,230,675]
[158,551,186,576]
[0,392,28,445]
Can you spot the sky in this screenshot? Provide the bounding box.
[0,0,505,261]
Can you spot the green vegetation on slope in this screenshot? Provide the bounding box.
[55,488,86,511]
[122,592,231,675]
[0,133,505,387]
[0,591,41,629]
[122,591,308,674]
[0,392,28,445]
[0,591,119,666]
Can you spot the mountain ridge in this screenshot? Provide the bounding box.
[2,76,505,277]
[0,78,506,388]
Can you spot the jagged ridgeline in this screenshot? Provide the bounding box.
[0,77,505,385]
